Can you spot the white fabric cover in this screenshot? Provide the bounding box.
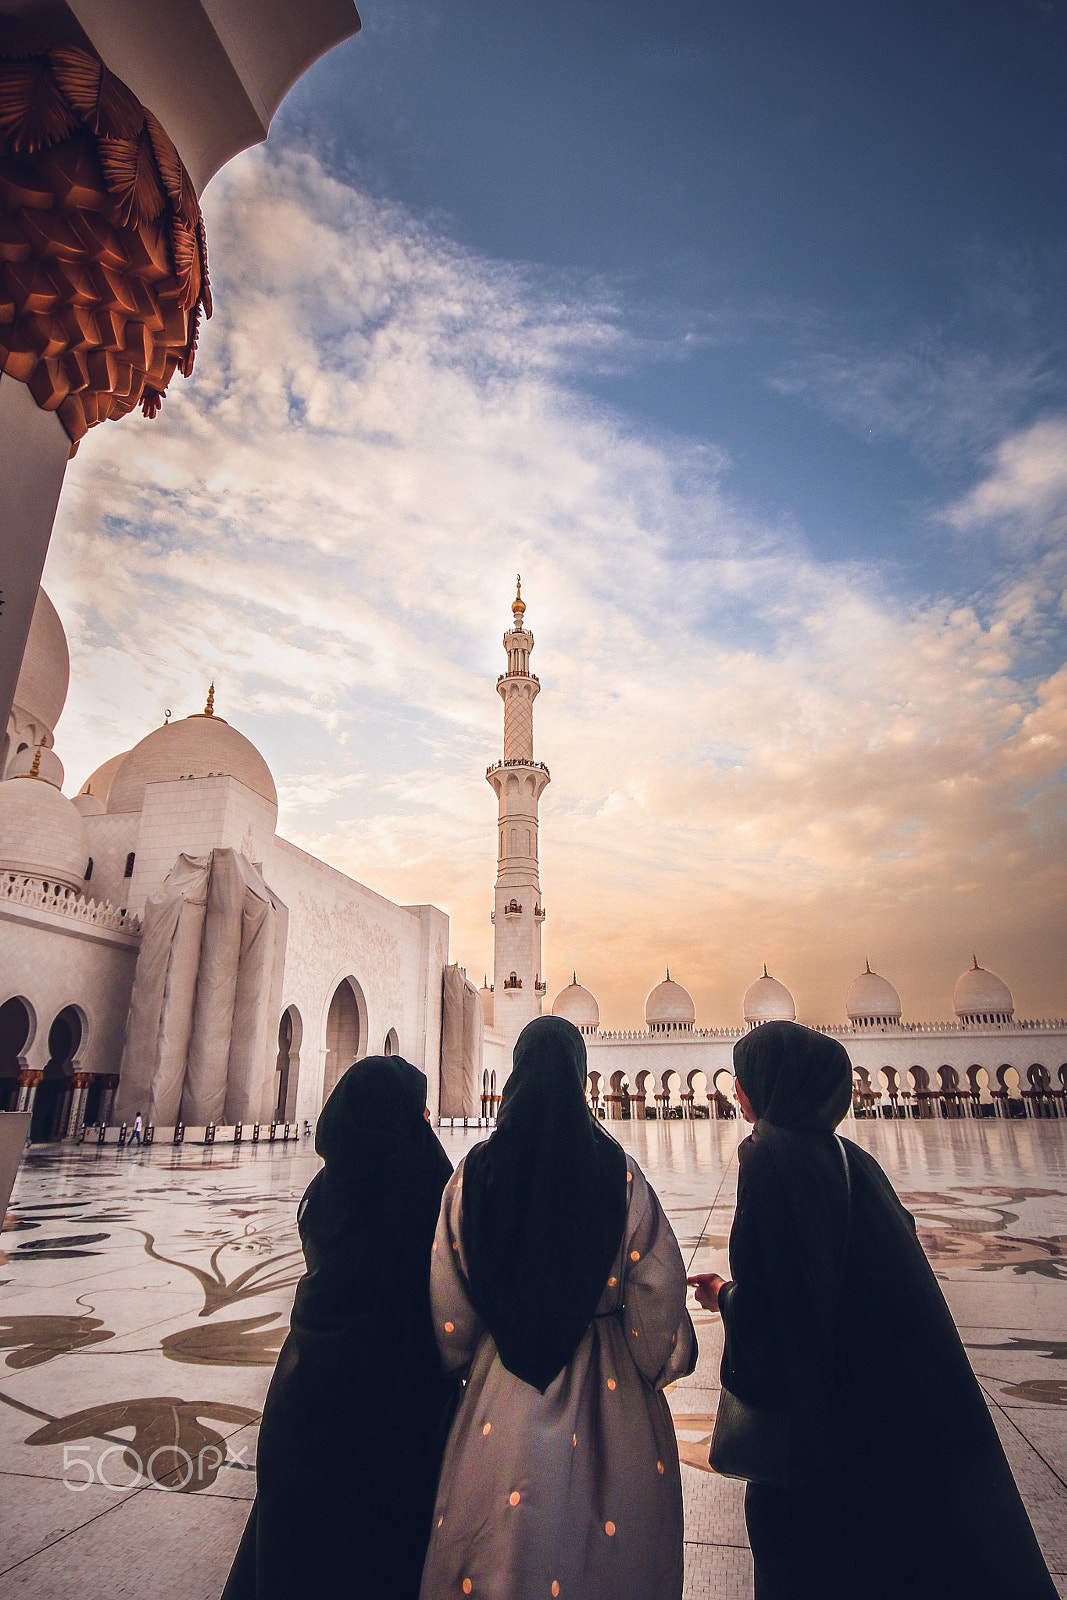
[440,964,483,1117]
[115,849,287,1126]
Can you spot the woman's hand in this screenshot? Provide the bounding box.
[686,1272,726,1312]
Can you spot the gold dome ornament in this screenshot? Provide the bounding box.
[512,574,526,622]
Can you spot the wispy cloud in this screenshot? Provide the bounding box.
[43,148,1066,1027]
[769,338,1056,464]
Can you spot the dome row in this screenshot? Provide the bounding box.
[551,958,1015,1033]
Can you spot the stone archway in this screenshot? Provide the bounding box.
[31,1005,82,1142]
[275,1006,302,1122]
[0,996,33,1113]
[383,1028,399,1058]
[323,979,367,1107]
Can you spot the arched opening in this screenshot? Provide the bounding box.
[0,996,32,1112]
[31,1006,83,1142]
[323,979,366,1107]
[275,1005,302,1122]
[608,1069,630,1120]
[686,1069,709,1118]
[383,1028,399,1057]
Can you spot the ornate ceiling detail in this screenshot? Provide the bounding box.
[0,19,211,449]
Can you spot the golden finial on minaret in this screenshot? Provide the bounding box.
[865,958,872,974]
[204,682,215,717]
[511,573,526,623]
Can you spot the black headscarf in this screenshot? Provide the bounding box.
[461,1016,628,1392]
[733,1019,853,1132]
[222,1056,454,1600]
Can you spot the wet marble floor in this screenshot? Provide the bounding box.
[1,1117,1065,1598]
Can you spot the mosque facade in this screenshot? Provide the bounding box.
[0,589,452,1142]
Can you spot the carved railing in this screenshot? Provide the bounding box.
[485,759,552,778]
[0,872,142,935]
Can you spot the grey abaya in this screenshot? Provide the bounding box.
[419,1154,696,1600]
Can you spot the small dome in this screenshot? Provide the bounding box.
[7,744,64,788]
[0,771,90,890]
[953,958,1014,1022]
[71,791,105,817]
[845,961,901,1024]
[106,702,277,816]
[743,967,796,1026]
[552,973,600,1034]
[10,588,69,741]
[645,970,695,1031]
[79,750,130,808]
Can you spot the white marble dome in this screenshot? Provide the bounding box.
[954,959,1014,1022]
[106,706,278,816]
[0,771,90,891]
[743,967,796,1026]
[845,962,902,1024]
[79,750,129,808]
[10,588,69,741]
[7,743,64,788]
[552,973,600,1034]
[645,971,695,1032]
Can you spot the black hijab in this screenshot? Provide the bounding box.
[723,1023,854,1481]
[733,1020,853,1133]
[461,1016,628,1392]
[222,1056,454,1600]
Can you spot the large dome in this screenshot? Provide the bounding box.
[645,970,695,1032]
[0,771,90,891]
[10,588,69,743]
[743,967,796,1026]
[552,973,600,1034]
[954,958,1014,1023]
[846,962,902,1025]
[106,705,278,816]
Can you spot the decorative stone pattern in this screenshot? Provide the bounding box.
[0,19,211,448]
[0,870,141,934]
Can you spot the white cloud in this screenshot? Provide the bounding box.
[945,417,1067,537]
[43,148,1067,1027]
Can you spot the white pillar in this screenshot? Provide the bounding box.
[0,377,71,744]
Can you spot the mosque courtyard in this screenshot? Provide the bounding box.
[0,1116,1065,1599]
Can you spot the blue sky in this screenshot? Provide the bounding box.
[47,0,1067,1024]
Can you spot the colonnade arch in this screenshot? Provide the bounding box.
[322,976,368,1108]
[0,995,34,1112]
[275,1006,302,1122]
[30,1004,85,1142]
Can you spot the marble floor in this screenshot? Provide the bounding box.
[1,1116,1065,1598]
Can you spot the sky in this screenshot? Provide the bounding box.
[43,0,1067,1027]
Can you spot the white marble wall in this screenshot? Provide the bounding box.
[0,906,137,1075]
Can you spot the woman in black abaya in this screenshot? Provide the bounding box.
[221,1056,455,1600]
[690,1021,1056,1600]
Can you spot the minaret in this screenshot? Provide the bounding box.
[487,576,550,1067]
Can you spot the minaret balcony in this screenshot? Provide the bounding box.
[534,979,547,994]
[503,899,523,917]
[497,672,540,685]
[534,904,546,921]
[503,974,523,990]
[486,759,551,779]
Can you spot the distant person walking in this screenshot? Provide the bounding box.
[419,1016,697,1600]
[689,1021,1057,1600]
[127,1112,142,1147]
[221,1057,455,1600]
